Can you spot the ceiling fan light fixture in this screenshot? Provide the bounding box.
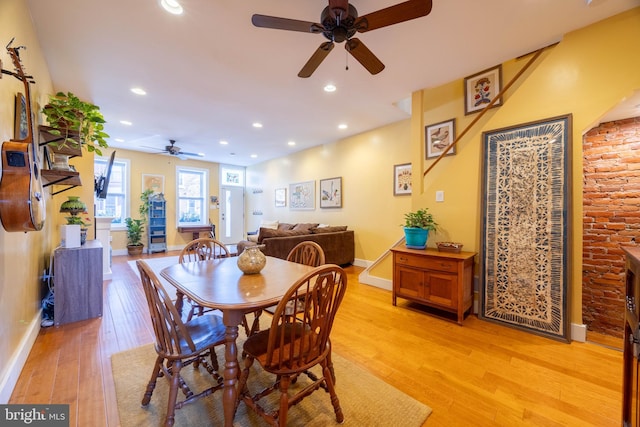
[160,0,183,15]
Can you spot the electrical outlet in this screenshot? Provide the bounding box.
[436,191,444,202]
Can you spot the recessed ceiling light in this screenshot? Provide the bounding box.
[288,141,296,146]
[219,140,229,145]
[338,123,348,130]
[115,138,125,142]
[252,122,263,128]
[131,87,146,95]
[160,0,183,15]
[250,154,258,158]
[120,120,132,126]
[324,84,336,92]
[197,152,205,157]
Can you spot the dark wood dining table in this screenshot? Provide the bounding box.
[160,256,316,427]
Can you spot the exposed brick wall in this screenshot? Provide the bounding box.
[583,117,640,337]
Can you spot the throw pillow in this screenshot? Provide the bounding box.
[292,223,319,232]
[260,219,279,230]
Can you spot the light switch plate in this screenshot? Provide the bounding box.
[436,190,444,202]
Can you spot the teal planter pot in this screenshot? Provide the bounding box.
[404,227,429,249]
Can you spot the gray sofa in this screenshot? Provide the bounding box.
[237,223,354,266]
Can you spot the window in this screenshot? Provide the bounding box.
[177,166,208,225]
[94,157,129,229]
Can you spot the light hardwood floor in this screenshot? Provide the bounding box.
[10,251,623,426]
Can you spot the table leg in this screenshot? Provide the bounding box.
[221,310,242,427]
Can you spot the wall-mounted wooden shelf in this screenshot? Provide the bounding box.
[38,125,83,195]
[38,125,82,158]
[41,169,82,195]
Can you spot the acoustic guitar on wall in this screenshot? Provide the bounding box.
[0,39,46,232]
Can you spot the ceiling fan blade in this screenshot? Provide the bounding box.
[355,0,432,32]
[178,151,204,157]
[298,42,335,78]
[252,14,323,33]
[140,145,167,152]
[345,38,385,75]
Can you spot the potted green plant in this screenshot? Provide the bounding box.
[402,208,438,249]
[125,189,154,256]
[41,91,109,156]
[125,217,145,256]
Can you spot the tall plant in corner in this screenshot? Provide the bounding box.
[125,189,154,255]
[42,91,109,156]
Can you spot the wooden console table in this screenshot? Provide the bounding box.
[391,245,476,324]
[178,224,214,240]
[53,240,103,325]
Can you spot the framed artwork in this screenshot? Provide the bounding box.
[275,188,286,207]
[425,118,456,159]
[480,114,572,342]
[289,180,315,210]
[393,163,412,196]
[464,64,502,115]
[320,177,342,208]
[14,92,28,140]
[142,174,164,194]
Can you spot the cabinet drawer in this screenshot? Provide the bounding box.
[395,253,457,273]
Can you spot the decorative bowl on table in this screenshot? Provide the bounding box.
[237,245,266,274]
[436,242,463,253]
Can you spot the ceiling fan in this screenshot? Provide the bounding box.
[252,0,433,78]
[144,140,204,160]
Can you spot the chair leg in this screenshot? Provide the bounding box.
[322,360,344,423]
[164,359,183,427]
[142,355,164,406]
[236,355,255,411]
[277,375,292,427]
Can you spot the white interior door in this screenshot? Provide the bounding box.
[218,186,244,244]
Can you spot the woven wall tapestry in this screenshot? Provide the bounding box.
[480,114,572,341]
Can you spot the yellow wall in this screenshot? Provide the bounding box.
[87,147,221,253]
[413,8,640,325]
[0,0,55,400]
[246,119,413,269]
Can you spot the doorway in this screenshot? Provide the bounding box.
[218,186,244,245]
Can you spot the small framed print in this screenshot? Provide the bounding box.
[289,180,315,210]
[464,64,502,115]
[393,163,412,196]
[426,118,456,159]
[320,177,342,208]
[275,188,286,207]
[142,174,164,194]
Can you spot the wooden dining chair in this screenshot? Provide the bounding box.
[236,264,347,426]
[177,237,230,322]
[136,260,226,427]
[248,241,326,335]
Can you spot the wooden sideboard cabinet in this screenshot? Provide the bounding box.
[391,245,476,324]
[623,246,640,426]
[54,240,103,326]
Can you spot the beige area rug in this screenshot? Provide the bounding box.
[112,342,431,427]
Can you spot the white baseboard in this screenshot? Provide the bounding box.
[571,323,587,342]
[0,310,41,403]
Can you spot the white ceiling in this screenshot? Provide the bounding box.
[26,0,640,166]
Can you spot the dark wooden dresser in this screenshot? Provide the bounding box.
[623,246,640,426]
[391,245,476,324]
